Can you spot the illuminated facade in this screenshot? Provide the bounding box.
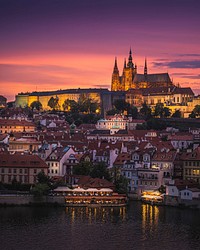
[15,89,110,112]
[111,49,173,91]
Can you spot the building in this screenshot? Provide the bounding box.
[0,119,35,133]
[0,153,48,184]
[111,49,173,91]
[0,95,7,108]
[9,135,41,153]
[182,147,200,183]
[96,115,145,132]
[15,88,113,114]
[45,146,75,177]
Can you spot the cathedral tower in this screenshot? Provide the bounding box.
[111,58,121,91]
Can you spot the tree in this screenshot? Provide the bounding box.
[63,99,79,112]
[90,162,111,181]
[139,102,152,119]
[190,105,200,118]
[128,106,138,118]
[32,183,50,196]
[154,103,171,118]
[31,171,52,196]
[172,110,182,118]
[48,96,60,110]
[146,118,167,130]
[114,175,128,194]
[154,103,164,117]
[114,99,130,113]
[106,108,120,116]
[30,101,42,111]
[73,161,111,181]
[163,107,171,118]
[73,162,93,176]
[37,171,51,184]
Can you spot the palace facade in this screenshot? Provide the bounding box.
[111,49,173,91]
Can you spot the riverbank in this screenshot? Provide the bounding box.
[0,194,65,207]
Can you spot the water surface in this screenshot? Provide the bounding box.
[0,202,200,250]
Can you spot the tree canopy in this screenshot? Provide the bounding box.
[63,95,100,114]
[30,101,42,111]
[189,105,200,118]
[154,103,171,118]
[73,161,111,181]
[48,96,60,110]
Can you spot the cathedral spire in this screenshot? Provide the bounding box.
[113,57,119,73]
[144,58,148,75]
[127,47,134,68]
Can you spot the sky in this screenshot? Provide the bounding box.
[0,0,200,101]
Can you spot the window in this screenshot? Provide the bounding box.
[1,168,4,174]
[20,169,22,174]
[34,169,37,174]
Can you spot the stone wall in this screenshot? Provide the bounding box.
[0,195,65,206]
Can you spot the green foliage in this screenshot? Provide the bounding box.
[146,118,167,130]
[190,105,200,118]
[136,123,147,130]
[63,95,100,114]
[114,175,128,194]
[140,102,152,119]
[37,171,51,184]
[73,162,93,176]
[48,96,60,110]
[30,101,42,111]
[128,106,138,118]
[154,103,171,118]
[63,99,79,112]
[32,183,50,196]
[31,171,53,196]
[73,161,111,181]
[106,108,120,116]
[114,99,130,113]
[90,162,111,181]
[172,110,182,118]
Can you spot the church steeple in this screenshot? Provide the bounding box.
[111,57,120,91]
[127,48,134,68]
[113,57,119,73]
[144,58,148,75]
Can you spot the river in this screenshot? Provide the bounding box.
[0,202,200,250]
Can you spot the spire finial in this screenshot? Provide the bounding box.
[113,57,119,73]
[144,57,147,75]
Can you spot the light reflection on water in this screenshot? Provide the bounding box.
[0,202,200,250]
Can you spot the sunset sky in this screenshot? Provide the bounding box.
[0,0,200,101]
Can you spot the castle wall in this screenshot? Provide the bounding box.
[15,91,102,111]
[15,95,29,108]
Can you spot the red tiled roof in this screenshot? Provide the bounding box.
[0,153,48,168]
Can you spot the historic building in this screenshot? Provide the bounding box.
[111,49,173,91]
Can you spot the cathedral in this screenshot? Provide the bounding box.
[111,49,173,91]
